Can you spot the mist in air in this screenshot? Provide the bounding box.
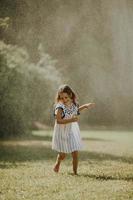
[0,0,133,136]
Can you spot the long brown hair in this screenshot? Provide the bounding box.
[55,84,78,105]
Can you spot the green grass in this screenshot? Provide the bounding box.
[0,130,133,200]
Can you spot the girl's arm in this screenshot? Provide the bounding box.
[55,108,78,124]
[79,103,95,112]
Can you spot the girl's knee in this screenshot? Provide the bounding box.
[59,153,66,160]
[72,151,78,158]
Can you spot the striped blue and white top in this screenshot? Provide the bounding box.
[52,102,82,153]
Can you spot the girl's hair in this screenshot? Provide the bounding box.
[55,84,78,105]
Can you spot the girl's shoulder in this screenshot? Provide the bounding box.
[54,102,65,118]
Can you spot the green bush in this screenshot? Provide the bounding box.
[0,41,61,137]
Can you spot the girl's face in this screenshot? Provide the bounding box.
[59,92,72,105]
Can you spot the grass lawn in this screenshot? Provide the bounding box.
[0,129,133,200]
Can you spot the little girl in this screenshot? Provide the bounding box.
[52,84,95,175]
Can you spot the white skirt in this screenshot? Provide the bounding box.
[52,122,82,153]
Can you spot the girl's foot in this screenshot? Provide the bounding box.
[53,163,60,173]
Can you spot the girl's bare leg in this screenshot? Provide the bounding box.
[71,151,78,175]
[53,153,66,173]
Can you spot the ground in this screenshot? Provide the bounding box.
[0,129,133,200]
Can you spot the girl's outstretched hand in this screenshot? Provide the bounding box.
[85,103,95,109]
[79,103,95,112]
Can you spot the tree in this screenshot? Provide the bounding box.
[0,41,61,137]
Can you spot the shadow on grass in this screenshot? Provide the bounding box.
[0,134,52,142]
[0,134,110,142]
[0,131,132,169]
[0,143,133,169]
[82,137,111,142]
[0,144,57,168]
[77,173,133,182]
[0,145,56,163]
